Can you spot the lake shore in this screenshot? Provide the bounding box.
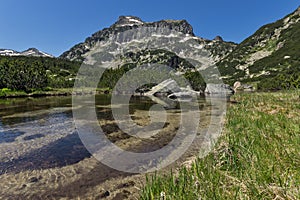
[0,88,113,99]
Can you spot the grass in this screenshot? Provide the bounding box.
[0,88,78,98]
[0,88,27,97]
[141,91,300,199]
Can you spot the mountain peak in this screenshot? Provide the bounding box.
[0,48,53,58]
[213,36,224,42]
[115,16,144,26]
[153,19,194,36]
[22,47,40,53]
[60,16,202,61]
[21,48,54,57]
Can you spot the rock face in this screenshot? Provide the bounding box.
[145,79,181,96]
[147,19,194,36]
[60,16,236,62]
[205,83,234,95]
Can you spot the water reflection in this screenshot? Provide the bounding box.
[0,132,91,175]
[0,94,211,173]
[0,129,26,144]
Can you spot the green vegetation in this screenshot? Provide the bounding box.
[141,91,300,199]
[0,48,206,96]
[217,8,300,91]
[184,70,206,91]
[0,88,27,97]
[96,49,206,92]
[0,55,81,93]
[204,40,237,58]
[0,87,73,98]
[98,64,136,89]
[248,19,300,90]
[97,65,206,93]
[121,49,196,72]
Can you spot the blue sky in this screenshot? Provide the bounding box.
[0,0,299,56]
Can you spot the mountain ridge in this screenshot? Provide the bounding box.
[60,16,235,62]
[0,48,54,58]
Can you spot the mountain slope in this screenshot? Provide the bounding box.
[217,6,300,89]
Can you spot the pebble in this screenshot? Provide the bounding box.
[100,190,110,198]
[28,177,39,183]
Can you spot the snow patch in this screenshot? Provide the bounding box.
[128,18,143,24]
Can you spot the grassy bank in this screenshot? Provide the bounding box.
[0,88,112,98]
[141,91,300,199]
[0,88,74,98]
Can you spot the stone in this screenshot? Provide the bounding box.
[233,81,255,92]
[100,190,110,198]
[168,92,193,100]
[205,83,234,95]
[28,177,39,183]
[233,81,242,90]
[145,79,181,96]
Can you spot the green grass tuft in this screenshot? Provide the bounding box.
[141,91,300,199]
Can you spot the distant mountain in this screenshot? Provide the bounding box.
[0,48,54,58]
[60,16,236,63]
[21,48,54,57]
[217,6,300,89]
[0,49,21,56]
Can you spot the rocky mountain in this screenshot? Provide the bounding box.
[61,6,300,91]
[0,48,54,58]
[217,6,300,89]
[60,16,236,63]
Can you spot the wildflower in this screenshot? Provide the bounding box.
[160,191,166,200]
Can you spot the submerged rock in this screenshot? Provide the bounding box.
[168,92,193,100]
[167,89,200,101]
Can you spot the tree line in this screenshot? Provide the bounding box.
[0,56,80,92]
